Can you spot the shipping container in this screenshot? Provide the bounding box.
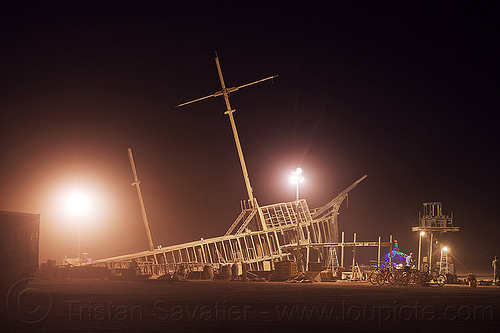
[0,211,40,284]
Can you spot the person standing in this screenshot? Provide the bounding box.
[405,253,413,272]
[492,256,500,285]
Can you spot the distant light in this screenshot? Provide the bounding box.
[66,192,91,217]
[442,246,448,252]
[290,167,304,185]
[420,231,426,236]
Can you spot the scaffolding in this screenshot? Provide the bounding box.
[439,247,450,275]
[412,202,458,274]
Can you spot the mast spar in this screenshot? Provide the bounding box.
[127,148,155,251]
[176,54,278,208]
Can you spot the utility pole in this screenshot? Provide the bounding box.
[127,148,155,251]
[176,53,278,208]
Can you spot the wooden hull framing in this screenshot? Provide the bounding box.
[91,175,367,276]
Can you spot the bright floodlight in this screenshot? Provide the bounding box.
[420,231,425,237]
[442,246,448,252]
[290,167,304,185]
[66,192,91,217]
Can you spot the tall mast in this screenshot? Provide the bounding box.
[127,148,155,251]
[176,54,278,208]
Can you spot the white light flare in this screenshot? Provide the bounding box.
[290,167,304,185]
[66,192,91,217]
[290,167,305,202]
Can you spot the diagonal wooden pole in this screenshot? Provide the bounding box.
[128,148,155,251]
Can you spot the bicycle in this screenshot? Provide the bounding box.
[395,269,412,285]
[367,269,380,285]
[376,268,397,285]
[396,266,421,285]
[418,269,446,286]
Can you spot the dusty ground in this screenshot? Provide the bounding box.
[1,278,499,332]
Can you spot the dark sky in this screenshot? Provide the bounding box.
[1,2,497,273]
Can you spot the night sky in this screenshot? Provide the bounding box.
[1,2,497,273]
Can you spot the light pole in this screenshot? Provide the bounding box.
[66,192,90,262]
[290,167,305,271]
[418,231,425,271]
[291,168,304,248]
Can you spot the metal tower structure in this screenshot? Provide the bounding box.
[412,202,458,273]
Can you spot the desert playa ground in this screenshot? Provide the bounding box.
[2,277,499,332]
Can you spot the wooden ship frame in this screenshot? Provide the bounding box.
[91,55,371,277]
